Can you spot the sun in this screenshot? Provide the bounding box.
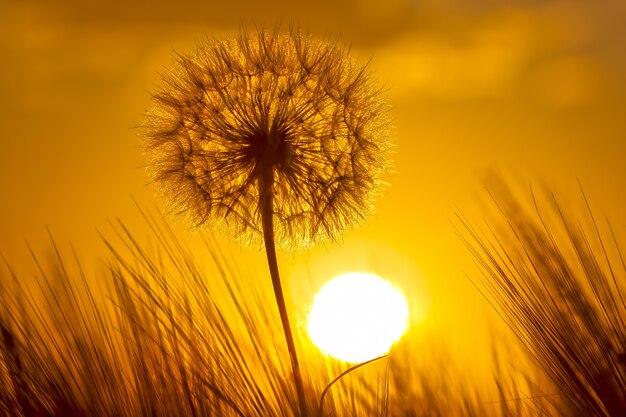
[308,272,410,363]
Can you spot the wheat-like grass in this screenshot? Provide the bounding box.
[0,206,550,417]
[458,180,626,417]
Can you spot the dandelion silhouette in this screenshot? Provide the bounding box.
[145,27,391,417]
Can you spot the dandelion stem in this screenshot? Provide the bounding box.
[259,170,308,417]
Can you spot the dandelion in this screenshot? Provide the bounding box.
[144,27,392,417]
[145,28,391,247]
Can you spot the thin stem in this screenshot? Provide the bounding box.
[259,170,308,417]
[317,355,387,417]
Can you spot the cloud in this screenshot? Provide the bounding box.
[371,3,620,104]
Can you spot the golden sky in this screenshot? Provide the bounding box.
[1,0,626,374]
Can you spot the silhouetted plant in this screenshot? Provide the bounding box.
[144,27,392,417]
[0,215,542,417]
[145,27,391,247]
[459,181,626,417]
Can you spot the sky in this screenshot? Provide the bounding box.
[1,0,625,376]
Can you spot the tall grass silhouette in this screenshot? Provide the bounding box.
[459,180,626,417]
[0,210,543,417]
[1,215,342,417]
[144,27,392,417]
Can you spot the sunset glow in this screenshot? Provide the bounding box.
[308,272,409,363]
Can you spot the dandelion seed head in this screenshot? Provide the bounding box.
[145,28,392,247]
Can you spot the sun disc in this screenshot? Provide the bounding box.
[308,272,409,363]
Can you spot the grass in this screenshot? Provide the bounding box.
[459,180,626,417]
[3,183,624,416]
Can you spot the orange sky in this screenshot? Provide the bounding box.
[1,0,626,376]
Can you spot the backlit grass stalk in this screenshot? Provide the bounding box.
[459,181,626,417]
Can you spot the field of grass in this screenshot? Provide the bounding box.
[1,184,624,417]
